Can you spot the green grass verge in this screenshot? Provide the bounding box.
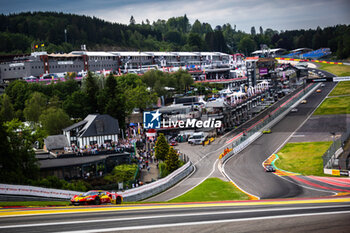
[275,141,332,176]
[318,63,350,77]
[0,201,70,207]
[313,96,350,115]
[168,178,249,203]
[329,81,350,96]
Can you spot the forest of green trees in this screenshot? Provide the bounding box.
[0,12,349,58]
[0,69,193,183]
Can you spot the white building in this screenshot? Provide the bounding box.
[63,114,119,148]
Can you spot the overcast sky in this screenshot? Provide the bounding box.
[1,0,349,32]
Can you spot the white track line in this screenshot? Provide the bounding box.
[59,210,350,233]
[143,164,196,202]
[273,82,336,155]
[166,159,218,201]
[221,83,321,199]
[266,82,339,195]
[221,157,260,199]
[2,205,348,229]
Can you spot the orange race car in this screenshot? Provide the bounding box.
[70,190,122,205]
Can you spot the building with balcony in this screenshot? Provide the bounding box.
[63,114,120,149]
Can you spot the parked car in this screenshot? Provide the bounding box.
[70,190,122,205]
[301,99,307,104]
[316,89,322,93]
[188,132,207,145]
[23,76,37,82]
[291,108,298,113]
[169,140,178,146]
[41,73,59,80]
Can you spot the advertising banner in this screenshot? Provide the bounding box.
[331,169,340,176]
[259,68,268,75]
[333,76,350,82]
[0,184,81,199]
[340,170,349,176]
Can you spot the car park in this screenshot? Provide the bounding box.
[70,190,122,205]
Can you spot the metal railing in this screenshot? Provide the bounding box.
[220,83,318,163]
[231,83,317,149]
[323,127,350,170]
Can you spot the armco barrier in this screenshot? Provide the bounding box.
[0,184,81,199]
[220,83,319,164]
[121,161,193,202]
[221,132,260,163]
[0,161,194,202]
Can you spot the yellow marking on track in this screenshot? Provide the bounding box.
[229,182,259,200]
[1,198,350,217]
[274,170,299,176]
[335,192,350,196]
[264,154,300,176]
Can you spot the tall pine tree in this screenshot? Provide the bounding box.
[83,71,99,113]
[165,146,180,173]
[155,133,169,161]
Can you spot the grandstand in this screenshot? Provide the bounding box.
[283,48,332,59]
[283,51,301,58]
[300,48,332,59]
[283,48,312,58]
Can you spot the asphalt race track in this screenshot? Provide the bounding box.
[1,71,349,232]
[223,81,337,199]
[146,82,320,202]
[0,198,349,232]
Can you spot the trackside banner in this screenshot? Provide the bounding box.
[0,184,82,199]
[333,76,350,82]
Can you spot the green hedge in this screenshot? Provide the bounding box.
[104,164,139,184]
[159,162,169,178]
[159,160,185,178]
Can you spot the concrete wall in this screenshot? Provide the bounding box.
[121,161,194,202]
[220,83,319,164]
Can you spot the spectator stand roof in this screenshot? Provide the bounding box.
[251,48,286,56]
[44,135,70,151]
[39,152,130,169]
[63,114,120,138]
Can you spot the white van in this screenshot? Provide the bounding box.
[188,132,207,145]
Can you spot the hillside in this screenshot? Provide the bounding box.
[0,12,349,59]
